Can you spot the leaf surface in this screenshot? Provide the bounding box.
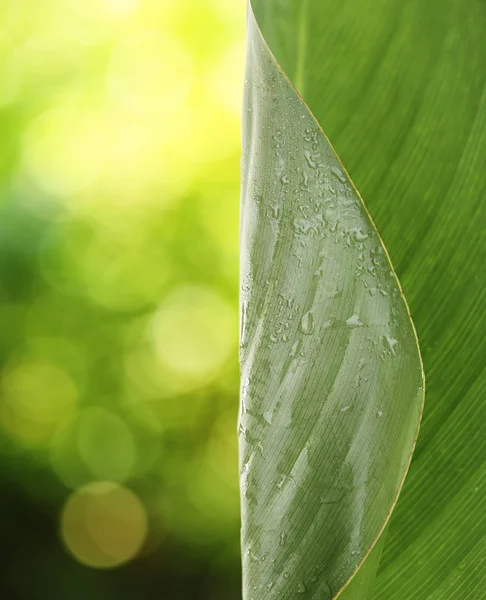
[239,5,424,598]
[241,0,485,598]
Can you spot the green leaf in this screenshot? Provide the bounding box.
[239,5,424,599]
[241,0,485,598]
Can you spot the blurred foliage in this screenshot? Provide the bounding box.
[0,1,244,598]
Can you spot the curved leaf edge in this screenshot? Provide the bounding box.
[245,2,426,597]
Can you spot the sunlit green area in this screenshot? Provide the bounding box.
[0,1,244,597]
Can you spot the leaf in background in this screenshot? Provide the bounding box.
[239,5,424,599]
[242,0,485,598]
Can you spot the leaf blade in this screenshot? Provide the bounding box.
[239,6,424,598]
[244,0,486,597]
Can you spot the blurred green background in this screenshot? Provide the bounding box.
[0,1,244,598]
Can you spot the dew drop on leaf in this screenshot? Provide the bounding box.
[299,311,314,335]
[346,314,363,328]
[290,339,302,357]
[330,166,346,183]
[304,151,316,168]
[385,335,399,355]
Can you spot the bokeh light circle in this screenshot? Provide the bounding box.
[107,29,193,117]
[77,407,137,482]
[0,359,78,445]
[49,407,137,487]
[1,0,245,572]
[23,108,103,196]
[61,482,147,568]
[151,285,236,386]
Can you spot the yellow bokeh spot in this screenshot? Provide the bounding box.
[207,40,245,117]
[104,0,139,16]
[107,29,193,117]
[73,225,170,311]
[152,285,236,387]
[23,108,103,196]
[65,0,139,20]
[22,101,195,205]
[208,0,246,25]
[0,359,78,445]
[61,482,147,568]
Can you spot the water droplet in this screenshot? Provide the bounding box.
[277,474,294,490]
[294,218,313,235]
[314,262,325,277]
[273,131,284,146]
[346,314,363,328]
[377,410,383,418]
[247,549,259,563]
[284,572,290,579]
[385,335,398,355]
[297,582,307,594]
[247,549,268,564]
[263,410,273,425]
[240,301,248,349]
[290,339,302,357]
[354,229,369,241]
[279,531,287,546]
[301,171,310,189]
[304,151,317,168]
[300,312,314,335]
[269,204,280,219]
[303,128,318,145]
[331,166,346,183]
